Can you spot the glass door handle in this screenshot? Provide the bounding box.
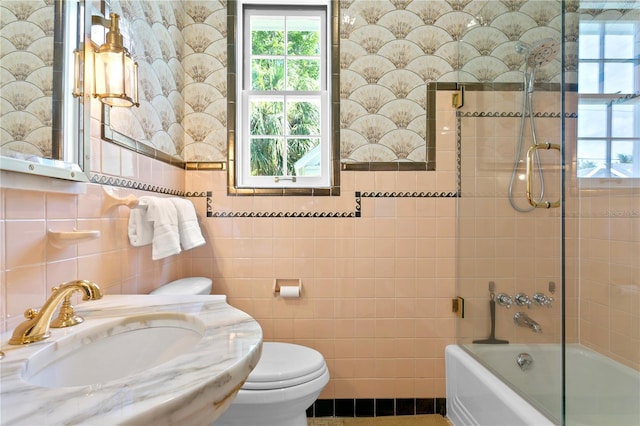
[526,142,561,208]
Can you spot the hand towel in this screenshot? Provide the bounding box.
[145,197,181,260]
[127,196,153,247]
[170,197,206,250]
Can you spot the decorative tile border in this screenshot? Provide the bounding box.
[207,190,460,218]
[94,86,571,219]
[208,210,358,219]
[307,397,447,418]
[359,191,458,198]
[459,111,577,118]
[90,173,185,196]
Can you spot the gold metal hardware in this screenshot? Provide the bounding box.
[452,297,465,318]
[50,291,85,328]
[452,86,464,109]
[91,13,139,107]
[8,280,102,345]
[274,176,297,183]
[526,142,561,208]
[72,47,84,98]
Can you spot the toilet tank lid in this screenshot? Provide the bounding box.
[150,277,212,295]
[245,342,326,385]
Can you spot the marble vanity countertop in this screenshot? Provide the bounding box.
[0,294,263,425]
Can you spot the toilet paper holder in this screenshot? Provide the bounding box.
[273,279,303,297]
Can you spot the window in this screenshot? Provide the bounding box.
[235,1,333,189]
[577,21,640,179]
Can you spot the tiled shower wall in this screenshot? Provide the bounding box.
[457,87,639,371]
[457,87,568,345]
[572,167,640,370]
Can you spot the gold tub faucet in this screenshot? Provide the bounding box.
[8,280,102,345]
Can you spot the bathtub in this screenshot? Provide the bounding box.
[446,344,640,426]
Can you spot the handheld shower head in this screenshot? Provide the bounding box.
[524,39,560,68]
[515,39,560,67]
[515,39,560,92]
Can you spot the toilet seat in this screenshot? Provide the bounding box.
[242,342,327,390]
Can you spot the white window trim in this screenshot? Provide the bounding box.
[576,19,640,186]
[236,0,332,189]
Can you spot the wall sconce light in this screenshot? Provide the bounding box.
[91,13,139,108]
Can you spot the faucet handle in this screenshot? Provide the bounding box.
[496,293,513,308]
[515,293,532,308]
[24,308,39,319]
[50,292,84,328]
[533,292,553,308]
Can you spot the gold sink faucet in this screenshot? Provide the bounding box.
[8,280,102,345]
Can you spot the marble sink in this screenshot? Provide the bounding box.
[0,294,263,425]
[25,312,206,388]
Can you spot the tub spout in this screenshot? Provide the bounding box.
[514,311,542,333]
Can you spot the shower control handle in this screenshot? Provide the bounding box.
[515,293,532,309]
[496,293,513,308]
[533,292,553,308]
[516,352,534,371]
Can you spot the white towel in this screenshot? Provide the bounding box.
[170,198,206,250]
[127,196,153,247]
[145,197,181,260]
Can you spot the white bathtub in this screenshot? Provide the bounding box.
[446,344,640,426]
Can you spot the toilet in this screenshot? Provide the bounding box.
[150,278,330,426]
[149,277,213,296]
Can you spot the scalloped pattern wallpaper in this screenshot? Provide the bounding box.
[106,0,228,162]
[1,0,55,159]
[107,0,570,164]
[2,0,596,163]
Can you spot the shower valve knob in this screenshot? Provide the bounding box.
[515,293,532,308]
[496,293,513,308]
[533,292,553,308]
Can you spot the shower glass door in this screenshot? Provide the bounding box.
[565,2,640,425]
[454,0,565,423]
[455,1,639,425]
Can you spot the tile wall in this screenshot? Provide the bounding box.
[457,87,568,344]
[457,87,639,371]
[1,90,458,400]
[181,89,460,399]
[575,182,640,370]
[0,109,194,333]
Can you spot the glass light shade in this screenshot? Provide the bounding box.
[94,48,138,107]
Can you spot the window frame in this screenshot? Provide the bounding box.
[231,0,337,193]
[576,20,640,182]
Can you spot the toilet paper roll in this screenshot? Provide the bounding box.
[279,286,300,298]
